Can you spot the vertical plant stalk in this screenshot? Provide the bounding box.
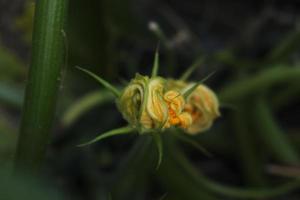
[14,0,69,172]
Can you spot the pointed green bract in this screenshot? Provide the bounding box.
[183,70,216,99]
[180,56,206,81]
[152,132,163,170]
[173,131,212,157]
[151,45,160,77]
[76,66,121,97]
[78,126,134,147]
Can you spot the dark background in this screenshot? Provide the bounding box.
[0,0,300,199]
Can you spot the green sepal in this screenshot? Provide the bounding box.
[151,44,160,78]
[180,56,206,81]
[183,70,216,99]
[78,126,134,147]
[76,66,121,97]
[152,132,163,170]
[136,74,150,129]
[173,131,212,157]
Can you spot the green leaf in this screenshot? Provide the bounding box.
[152,132,163,170]
[170,142,300,199]
[0,167,65,200]
[253,97,299,164]
[180,56,206,81]
[266,29,300,63]
[183,70,216,99]
[173,131,212,157]
[78,126,134,147]
[219,67,300,102]
[62,90,114,127]
[151,44,160,77]
[76,66,121,97]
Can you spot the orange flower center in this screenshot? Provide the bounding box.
[168,105,181,126]
[163,90,192,129]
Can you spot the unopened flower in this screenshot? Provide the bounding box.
[163,90,192,129]
[167,79,220,134]
[117,74,191,133]
[185,84,220,134]
[76,53,219,169]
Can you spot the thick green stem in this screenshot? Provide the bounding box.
[14,0,69,172]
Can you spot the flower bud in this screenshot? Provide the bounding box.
[117,75,194,133]
[185,84,220,134]
[163,90,192,129]
[117,74,169,133]
[167,79,220,134]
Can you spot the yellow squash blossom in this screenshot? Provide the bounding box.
[117,74,192,133]
[163,90,192,129]
[167,79,220,134]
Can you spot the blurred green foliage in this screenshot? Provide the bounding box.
[0,44,26,82]
[0,168,65,200]
[0,115,17,173]
[14,0,35,44]
[0,0,300,199]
